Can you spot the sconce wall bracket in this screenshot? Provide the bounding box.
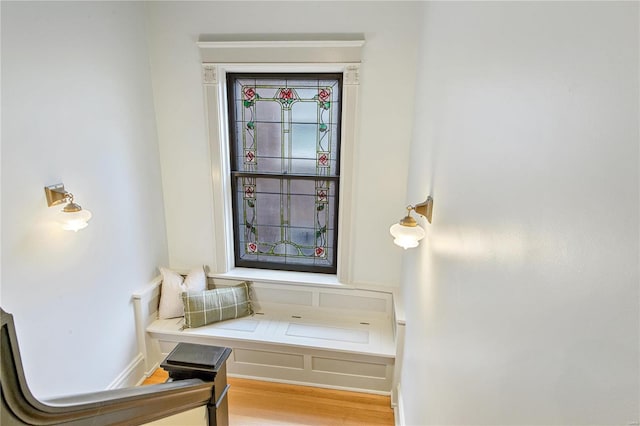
[44,184,70,207]
[413,196,434,223]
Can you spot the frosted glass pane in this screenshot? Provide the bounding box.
[331,102,341,126]
[255,193,281,226]
[289,195,315,227]
[255,101,281,123]
[256,157,281,173]
[255,78,286,87]
[290,228,315,245]
[235,101,247,124]
[255,122,282,158]
[286,79,320,87]
[290,180,314,194]
[291,101,318,124]
[289,159,317,174]
[256,178,281,194]
[291,124,316,159]
[255,225,279,243]
[295,88,320,100]
[255,87,279,99]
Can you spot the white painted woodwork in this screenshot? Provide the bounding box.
[133,277,397,394]
[197,36,365,63]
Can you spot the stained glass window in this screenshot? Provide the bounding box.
[227,73,342,273]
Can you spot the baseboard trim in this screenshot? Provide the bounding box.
[108,353,145,389]
[394,384,405,426]
[228,372,391,396]
[141,360,161,383]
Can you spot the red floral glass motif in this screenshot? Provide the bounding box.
[318,153,329,167]
[247,242,258,253]
[318,89,330,102]
[245,150,255,163]
[244,186,255,198]
[243,87,256,101]
[314,247,325,257]
[316,189,327,202]
[279,88,293,100]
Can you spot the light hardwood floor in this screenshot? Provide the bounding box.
[143,369,394,426]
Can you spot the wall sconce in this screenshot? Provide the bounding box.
[44,183,92,232]
[389,196,433,249]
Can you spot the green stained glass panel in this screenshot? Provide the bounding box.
[228,73,342,273]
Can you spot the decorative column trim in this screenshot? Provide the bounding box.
[202,64,218,85]
[344,65,360,86]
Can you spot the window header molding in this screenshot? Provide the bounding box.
[197,35,365,64]
[197,40,365,49]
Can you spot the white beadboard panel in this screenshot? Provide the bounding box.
[155,337,395,394]
[319,292,388,313]
[286,323,369,344]
[135,276,396,393]
[311,356,387,378]
[253,287,314,307]
[234,348,304,370]
[158,340,178,356]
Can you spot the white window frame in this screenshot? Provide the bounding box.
[199,39,362,286]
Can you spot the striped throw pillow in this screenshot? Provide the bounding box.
[181,282,253,328]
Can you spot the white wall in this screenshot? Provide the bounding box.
[144,1,421,287]
[1,2,168,397]
[400,2,639,424]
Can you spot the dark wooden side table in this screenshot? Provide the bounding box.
[160,343,232,426]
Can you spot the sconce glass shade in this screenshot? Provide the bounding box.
[389,197,432,249]
[389,222,425,250]
[45,184,92,232]
[58,204,92,232]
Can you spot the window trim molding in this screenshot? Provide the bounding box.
[200,43,362,285]
[197,40,365,50]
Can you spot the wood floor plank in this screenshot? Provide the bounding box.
[142,369,394,425]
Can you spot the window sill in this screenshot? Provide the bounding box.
[211,268,350,289]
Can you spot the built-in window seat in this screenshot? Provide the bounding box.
[133,276,398,394]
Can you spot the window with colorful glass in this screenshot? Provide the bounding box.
[227,73,342,273]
